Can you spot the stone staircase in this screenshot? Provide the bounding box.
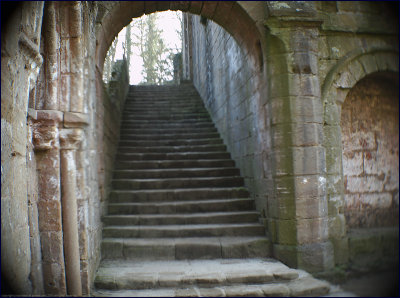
[93,84,351,297]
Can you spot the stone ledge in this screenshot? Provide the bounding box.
[64,111,89,128]
[35,110,64,123]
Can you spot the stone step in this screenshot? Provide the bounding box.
[126,94,202,98]
[126,94,200,99]
[125,98,203,103]
[94,278,332,297]
[116,144,227,153]
[127,90,199,95]
[112,176,244,190]
[124,102,205,108]
[93,259,314,293]
[124,103,204,109]
[119,127,218,134]
[118,137,223,146]
[124,106,206,111]
[119,132,220,140]
[123,108,206,114]
[113,167,240,179]
[122,113,211,121]
[109,187,249,203]
[114,158,234,169]
[101,237,270,260]
[120,118,213,125]
[107,198,255,214]
[127,92,199,97]
[120,121,215,129]
[115,152,231,161]
[122,111,209,116]
[102,211,260,226]
[102,223,266,238]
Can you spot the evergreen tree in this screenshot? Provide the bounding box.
[131,14,174,85]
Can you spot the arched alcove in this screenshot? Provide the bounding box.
[341,72,399,228]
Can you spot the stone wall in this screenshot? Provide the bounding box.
[341,74,399,228]
[317,1,399,268]
[0,2,129,295]
[1,2,44,294]
[189,14,272,226]
[97,60,129,215]
[187,1,399,272]
[1,1,399,295]
[79,3,103,292]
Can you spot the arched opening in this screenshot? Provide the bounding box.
[96,2,269,219]
[95,2,263,77]
[341,72,399,229]
[341,71,399,273]
[103,11,183,86]
[94,4,274,290]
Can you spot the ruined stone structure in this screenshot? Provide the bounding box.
[1,1,398,296]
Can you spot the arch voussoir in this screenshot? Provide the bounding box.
[188,1,203,14]
[156,1,171,12]
[199,1,218,19]
[212,2,235,28]
[169,1,190,12]
[95,1,263,77]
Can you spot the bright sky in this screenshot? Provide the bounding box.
[114,11,182,85]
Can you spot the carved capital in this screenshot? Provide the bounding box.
[31,110,64,150]
[32,123,59,151]
[59,128,84,150]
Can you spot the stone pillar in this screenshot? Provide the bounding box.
[265,2,333,273]
[69,1,84,113]
[59,128,83,296]
[43,1,59,110]
[31,111,67,295]
[182,13,193,81]
[63,112,89,294]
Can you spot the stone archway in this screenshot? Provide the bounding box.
[93,2,268,215]
[321,47,399,266]
[95,2,264,76]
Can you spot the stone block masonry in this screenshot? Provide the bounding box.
[1,1,399,295]
[189,14,271,224]
[341,75,399,229]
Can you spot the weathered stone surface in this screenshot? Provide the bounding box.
[224,285,264,297]
[288,277,330,296]
[261,284,290,296]
[2,1,399,295]
[63,111,89,127]
[198,287,225,297]
[341,75,399,229]
[37,200,62,232]
[226,270,274,284]
[348,227,399,272]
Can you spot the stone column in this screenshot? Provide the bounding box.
[265,2,333,273]
[182,13,193,81]
[59,128,83,296]
[64,111,90,294]
[43,1,59,110]
[31,110,67,295]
